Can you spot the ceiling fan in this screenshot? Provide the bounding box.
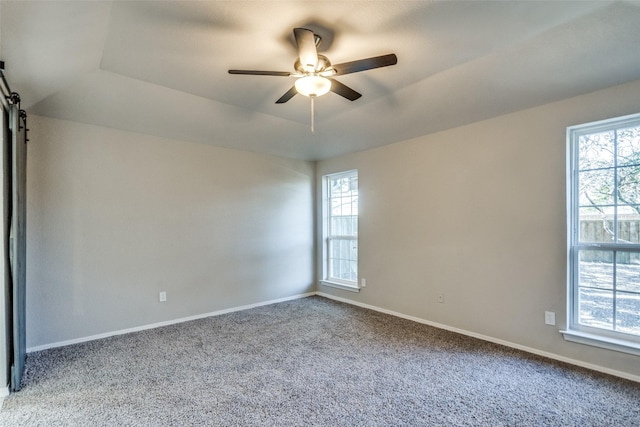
[228,27,398,106]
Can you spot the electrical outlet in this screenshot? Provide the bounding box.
[159,291,167,303]
[437,293,445,303]
[545,311,555,326]
[361,278,367,288]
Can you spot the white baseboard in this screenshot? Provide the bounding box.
[27,292,315,353]
[25,290,640,383]
[316,292,640,383]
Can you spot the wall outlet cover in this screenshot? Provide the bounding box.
[545,311,556,326]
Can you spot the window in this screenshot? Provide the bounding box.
[322,170,359,291]
[564,113,640,354]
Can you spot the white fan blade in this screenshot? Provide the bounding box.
[293,28,318,72]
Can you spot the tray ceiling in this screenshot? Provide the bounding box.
[2,1,640,160]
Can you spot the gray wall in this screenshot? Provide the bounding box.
[316,79,640,378]
[21,79,640,377]
[26,116,315,348]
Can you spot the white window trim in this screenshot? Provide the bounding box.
[564,112,640,353]
[560,329,640,356]
[320,280,361,293]
[321,170,359,289]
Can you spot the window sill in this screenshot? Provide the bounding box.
[320,280,360,293]
[560,329,640,356]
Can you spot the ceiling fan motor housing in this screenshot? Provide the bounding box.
[295,54,332,75]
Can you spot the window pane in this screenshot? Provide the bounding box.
[579,131,614,171]
[618,167,640,244]
[616,291,640,335]
[579,250,613,290]
[351,196,359,216]
[349,176,358,193]
[330,257,341,278]
[616,126,640,167]
[616,254,640,292]
[617,166,640,206]
[579,207,614,243]
[331,178,347,196]
[331,198,342,216]
[340,260,350,281]
[339,239,348,259]
[579,168,614,207]
[339,197,348,215]
[578,288,614,330]
[617,210,640,244]
[331,217,343,235]
[330,240,339,259]
[330,216,357,237]
[349,261,358,282]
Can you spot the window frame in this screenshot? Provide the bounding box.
[563,112,640,355]
[320,169,360,292]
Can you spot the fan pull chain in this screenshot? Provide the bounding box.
[310,95,315,134]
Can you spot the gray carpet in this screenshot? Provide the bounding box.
[1,296,639,426]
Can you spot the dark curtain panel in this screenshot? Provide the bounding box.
[8,103,26,392]
[2,107,11,391]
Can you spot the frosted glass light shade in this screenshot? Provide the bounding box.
[295,76,331,97]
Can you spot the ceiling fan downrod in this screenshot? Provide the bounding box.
[310,95,315,134]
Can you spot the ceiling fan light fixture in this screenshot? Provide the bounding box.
[295,75,331,97]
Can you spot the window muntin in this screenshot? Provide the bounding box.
[324,170,358,285]
[569,114,640,343]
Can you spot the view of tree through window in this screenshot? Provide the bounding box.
[574,120,640,337]
[325,171,358,284]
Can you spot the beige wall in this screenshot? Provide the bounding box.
[26,116,315,348]
[317,79,640,378]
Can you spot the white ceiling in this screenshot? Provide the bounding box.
[2,1,640,161]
